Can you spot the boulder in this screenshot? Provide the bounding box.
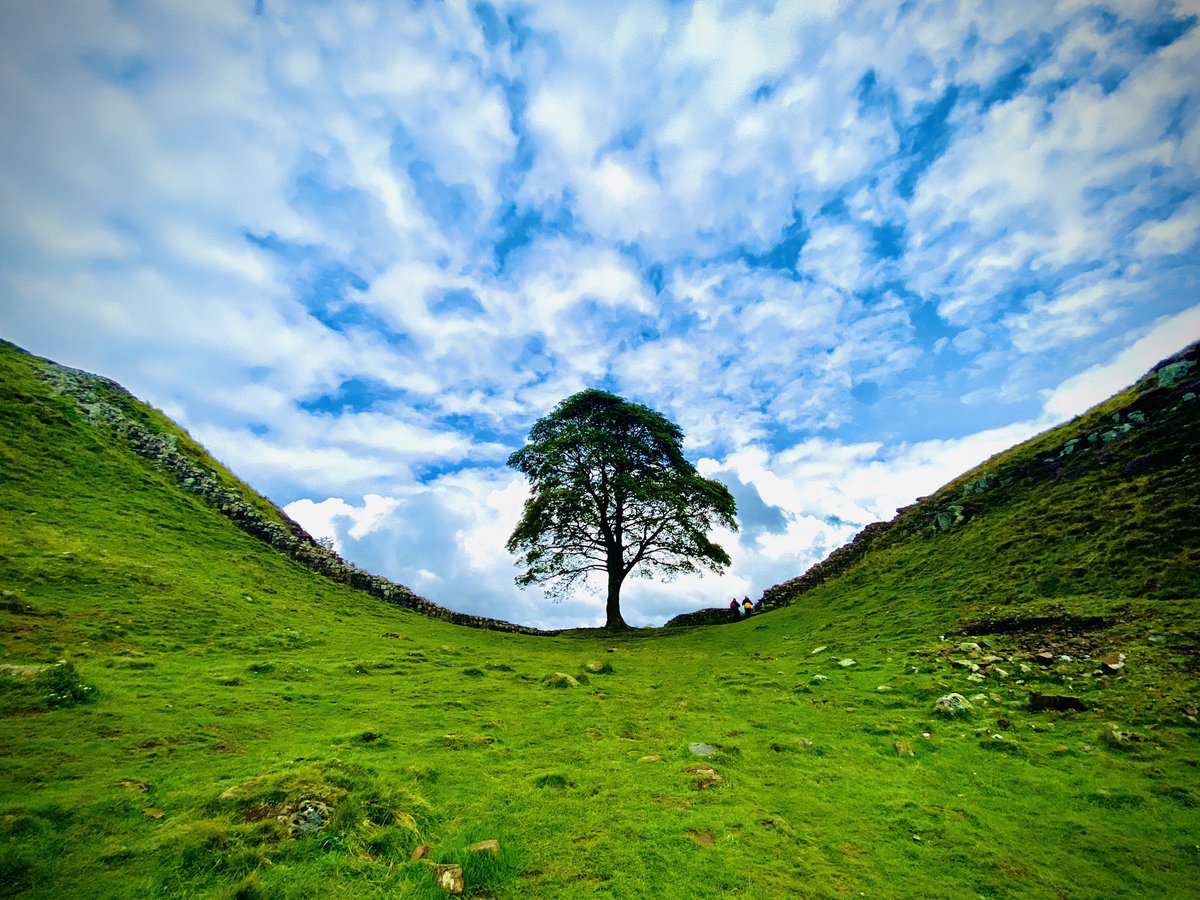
[810,674,830,684]
[411,845,432,861]
[1100,653,1125,675]
[933,693,973,717]
[688,743,717,757]
[467,839,500,857]
[894,740,915,757]
[433,864,464,895]
[1033,651,1056,666]
[543,672,581,689]
[685,765,722,789]
[838,658,857,668]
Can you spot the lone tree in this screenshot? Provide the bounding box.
[506,389,738,630]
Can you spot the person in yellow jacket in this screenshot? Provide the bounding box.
[742,597,753,615]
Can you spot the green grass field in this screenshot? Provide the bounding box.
[2,339,1198,898]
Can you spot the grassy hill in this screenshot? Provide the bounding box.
[1,338,1198,899]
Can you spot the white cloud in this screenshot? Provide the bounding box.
[1041,304,1200,421]
[1,0,1196,628]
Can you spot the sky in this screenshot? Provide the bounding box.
[2,0,1198,629]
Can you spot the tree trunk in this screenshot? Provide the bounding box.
[605,564,628,630]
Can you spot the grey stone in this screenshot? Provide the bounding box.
[809,674,830,684]
[689,743,717,756]
[933,693,974,717]
[1157,359,1196,388]
[283,799,331,836]
[838,658,857,668]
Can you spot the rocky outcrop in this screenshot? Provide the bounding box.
[33,351,547,636]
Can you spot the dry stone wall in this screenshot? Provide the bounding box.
[35,355,547,636]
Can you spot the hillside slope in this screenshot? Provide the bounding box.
[1,337,1198,899]
[0,340,541,635]
[760,339,1199,620]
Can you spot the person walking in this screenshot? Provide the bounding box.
[742,597,753,616]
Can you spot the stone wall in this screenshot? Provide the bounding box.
[36,356,549,636]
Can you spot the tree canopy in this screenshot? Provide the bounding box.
[506,389,738,629]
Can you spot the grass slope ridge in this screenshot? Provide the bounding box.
[2,340,543,636]
[759,339,1199,618]
[2,335,1199,898]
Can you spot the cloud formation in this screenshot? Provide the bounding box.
[1,0,1197,627]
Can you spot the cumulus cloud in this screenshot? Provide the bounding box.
[1,0,1198,627]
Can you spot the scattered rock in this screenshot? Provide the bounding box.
[583,660,614,674]
[838,658,856,668]
[543,672,581,689]
[933,693,973,717]
[282,800,331,836]
[894,740,914,757]
[876,685,892,692]
[467,839,500,857]
[810,646,828,655]
[988,667,1010,679]
[1100,653,1126,675]
[685,765,722,789]
[433,863,464,895]
[118,779,150,793]
[688,743,717,757]
[637,755,662,763]
[687,829,716,847]
[1157,359,1196,388]
[1099,723,1147,748]
[143,808,164,820]
[950,659,980,671]
[958,642,981,654]
[1033,651,1056,666]
[810,674,830,685]
[411,845,432,861]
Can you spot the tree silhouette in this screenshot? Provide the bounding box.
[507,390,738,629]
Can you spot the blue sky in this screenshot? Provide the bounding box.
[2,0,1198,628]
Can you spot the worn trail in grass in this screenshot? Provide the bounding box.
[2,339,1199,898]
